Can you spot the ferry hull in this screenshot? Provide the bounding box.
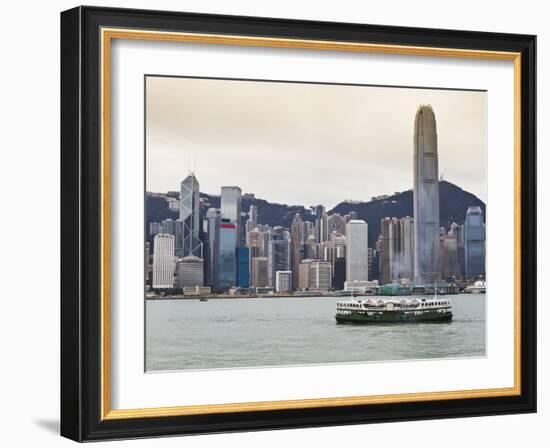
[335,311,452,324]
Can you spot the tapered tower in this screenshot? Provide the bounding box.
[413,105,440,285]
[180,173,203,258]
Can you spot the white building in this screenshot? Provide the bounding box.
[344,280,379,294]
[308,261,332,291]
[275,270,292,293]
[345,219,369,282]
[152,234,175,288]
[175,256,204,288]
[183,286,211,296]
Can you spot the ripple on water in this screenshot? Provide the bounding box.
[145,294,486,371]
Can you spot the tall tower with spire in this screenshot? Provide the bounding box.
[413,105,440,285]
[180,173,202,258]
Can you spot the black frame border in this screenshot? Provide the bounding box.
[61,6,536,442]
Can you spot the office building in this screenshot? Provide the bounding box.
[399,216,414,280]
[161,218,183,257]
[313,205,325,243]
[268,227,291,287]
[333,257,346,290]
[413,105,440,285]
[175,256,204,288]
[180,173,203,257]
[440,234,460,280]
[345,219,369,282]
[221,186,242,246]
[328,213,346,235]
[248,204,258,228]
[290,213,304,289]
[217,220,237,291]
[275,271,292,293]
[304,234,318,260]
[308,261,332,291]
[380,217,395,284]
[236,247,250,288]
[203,208,220,287]
[464,206,486,279]
[144,242,150,286]
[152,234,175,288]
[250,257,268,287]
[149,221,162,237]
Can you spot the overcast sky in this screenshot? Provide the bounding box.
[146,76,486,208]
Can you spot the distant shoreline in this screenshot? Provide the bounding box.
[145,291,480,301]
[145,293,356,301]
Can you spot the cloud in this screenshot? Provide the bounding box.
[146,76,486,207]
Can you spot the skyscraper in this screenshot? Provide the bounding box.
[250,257,268,287]
[245,205,258,237]
[144,242,150,286]
[152,234,175,289]
[180,173,203,258]
[456,223,466,278]
[464,206,486,279]
[203,208,220,287]
[333,257,346,290]
[275,271,292,293]
[345,219,369,282]
[320,211,329,243]
[248,204,258,228]
[247,229,264,256]
[308,261,332,291]
[236,247,250,288]
[174,256,204,288]
[149,221,162,237]
[161,218,183,257]
[268,227,291,287]
[440,234,460,280]
[221,186,242,246]
[413,105,440,285]
[217,219,237,291]
[327,232,346,287]
[290,213,303,289]
[380,217,395,284]
[304,234,318,260]
[313,205,325,243]
[327,213,346,235]
[399,216,415,281]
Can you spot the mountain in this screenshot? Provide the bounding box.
[331,181,485,247]
[146,180,485,247]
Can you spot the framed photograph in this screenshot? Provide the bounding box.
[60,6,536,442]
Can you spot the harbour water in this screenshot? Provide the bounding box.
[145,294,485,372]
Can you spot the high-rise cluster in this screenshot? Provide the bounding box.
[146,105,486,294]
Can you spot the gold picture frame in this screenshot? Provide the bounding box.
[61,6,536,441]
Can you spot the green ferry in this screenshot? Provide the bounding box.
[335,297,452,324]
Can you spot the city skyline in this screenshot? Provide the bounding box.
[147,167,486,295]
[146,76,487,208]
[146,88,486,297]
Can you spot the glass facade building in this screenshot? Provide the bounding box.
[180,173,203,257]
[413,105,440,285]
[221,186,242,246]
[464,206,486,279]
[217,220,237,291]
[203,208,220,287]
[236,247,250,288]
